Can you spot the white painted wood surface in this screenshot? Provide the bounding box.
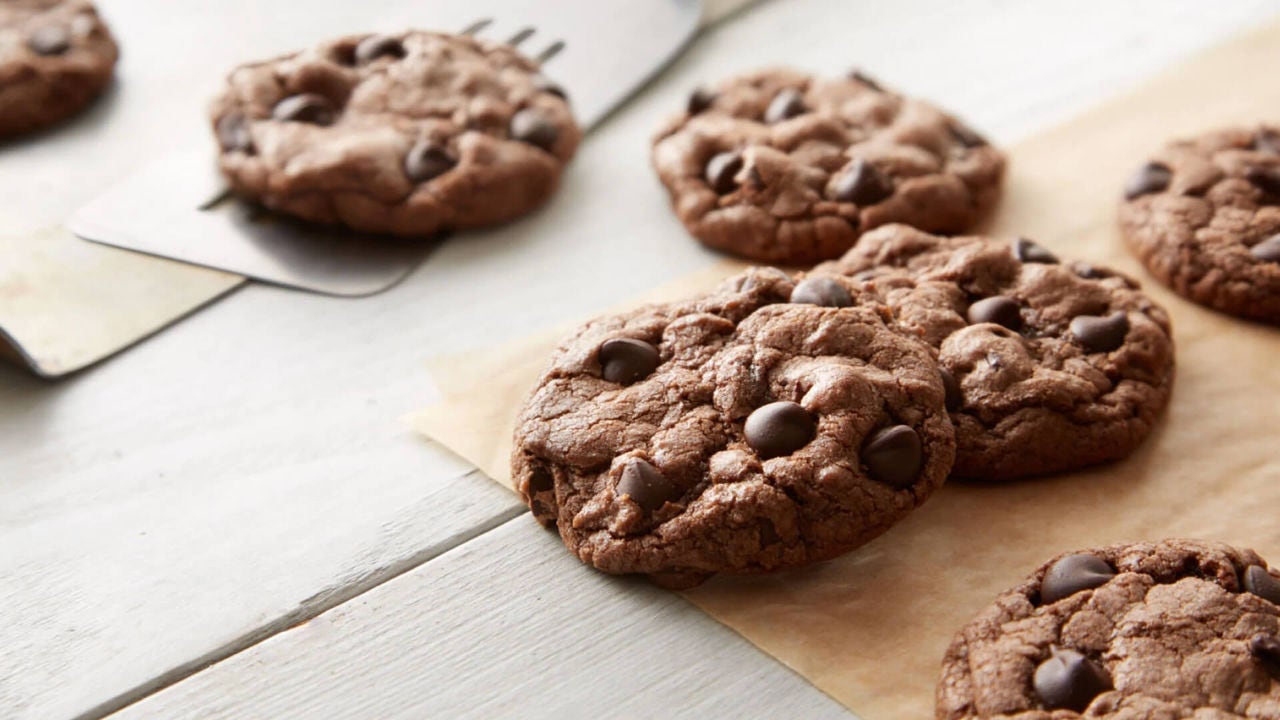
[2,1,1278,719]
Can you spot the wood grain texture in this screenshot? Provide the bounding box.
[2,1,1277,720]
[109,516,854,720]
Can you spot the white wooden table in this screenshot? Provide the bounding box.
[2,1,1275,718]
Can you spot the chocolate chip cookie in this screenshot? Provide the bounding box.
[651,68,1005,265]
[938,539,1280,718]
[210,31,580,238]
[1120,126,1280,324]
[0,0,117,138]
[813,225,1175,480]
[511,267,956,588]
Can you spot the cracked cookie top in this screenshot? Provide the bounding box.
[651,68,1005,265]
[210,30,580,238]
[938,539,1280,719]
[1120,126,1280,323]
[511,267,956,587]
[0,0,117,138]
[813,225,1175,480]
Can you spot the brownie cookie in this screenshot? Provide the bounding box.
[511,267,955,587]
[1120,126,1280,323]
[651,68,1005,264]
[0,0,117,138]
[938,539,1280,718]
[210,31,580,238]
[813,225,1175,480]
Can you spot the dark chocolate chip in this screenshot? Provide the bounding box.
[28,26,70,56]
[759,521,781,545]
[705,151,744,194]
[688,87,717,114]
[1072,262,1111,280]
[764,88,806,124]
[967,296,1022,331]
[744,401,816,459]
[940,368,962,411]
[1251,235,1280,262]
[272,94,337,126]
[1040,554,1115,604]
[1245,565,1280,604]
[527,466,553,494]
[1247,167,1280,196]
[404,141,457,182]
[1013,238,1059,264]
[1070,312,1129,354]
[949,121,987,148]
[599,338,660,385]
[862,425,923,488]
[1251,634,1280,665]
[790,277,852,307]
[848,69,882,91]
[1256,129,1280,155]
[1033,647,1112,712]
[354,35,406,65]
[215,113,254,154]
[1124,162,1172,199]
[510,109,559,151]
[532,74,568,100]
[832,159,894,205]
[616,458,680,512]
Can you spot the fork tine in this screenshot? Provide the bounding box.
[535,40,565,64]
[460,18,492,36]
[507,27,536,47]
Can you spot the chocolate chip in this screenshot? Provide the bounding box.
[1072,262,1111,280]
[1256,129,1280,155]
[790,277,852,307]
[616,458,680,512]
[28,26,70,55]
[1033,647,1112,712]
[967,296,1022,331]
[1040,554,1115,604]
[527,466,553,494]
[705,151,744,194]
[688,87,717,114]
[833,159,894,205]
[599,338,660,385]
[272,94,337,126]
[744,401,816,459]
[862,425,923,488]
[354,35,406,65]
[1245,565,1280,604]
[940,368,962,411]
[1124,162,1172,199]
[1251,634,1280,665]
[764,88,806,124]
[1013,238,1059,264]
[215,113,254,154]
[848,69,882,91]
[1070,312,1129,354]
[1251,235,1280,262]
[510,109,559,151]
[404,141,457,182]
[532,74,568,100]
[949,121,987,148]
[1247,167,1280,196]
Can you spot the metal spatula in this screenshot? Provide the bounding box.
[67,0,708,296]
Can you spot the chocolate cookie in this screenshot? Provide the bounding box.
[210,31,580,238]
[938,539,1280,718]
[511,267,955,588]
[1120,126,1280,323]
[651,68,1005,265]
[813,225,1175,480]
[0,0,117,138]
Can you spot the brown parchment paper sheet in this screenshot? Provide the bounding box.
[411,20,1280,718]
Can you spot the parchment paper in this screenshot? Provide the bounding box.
[411,20,1280,718]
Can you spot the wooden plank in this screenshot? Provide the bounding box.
[109,516,855,720]
[2,1,1276,719]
